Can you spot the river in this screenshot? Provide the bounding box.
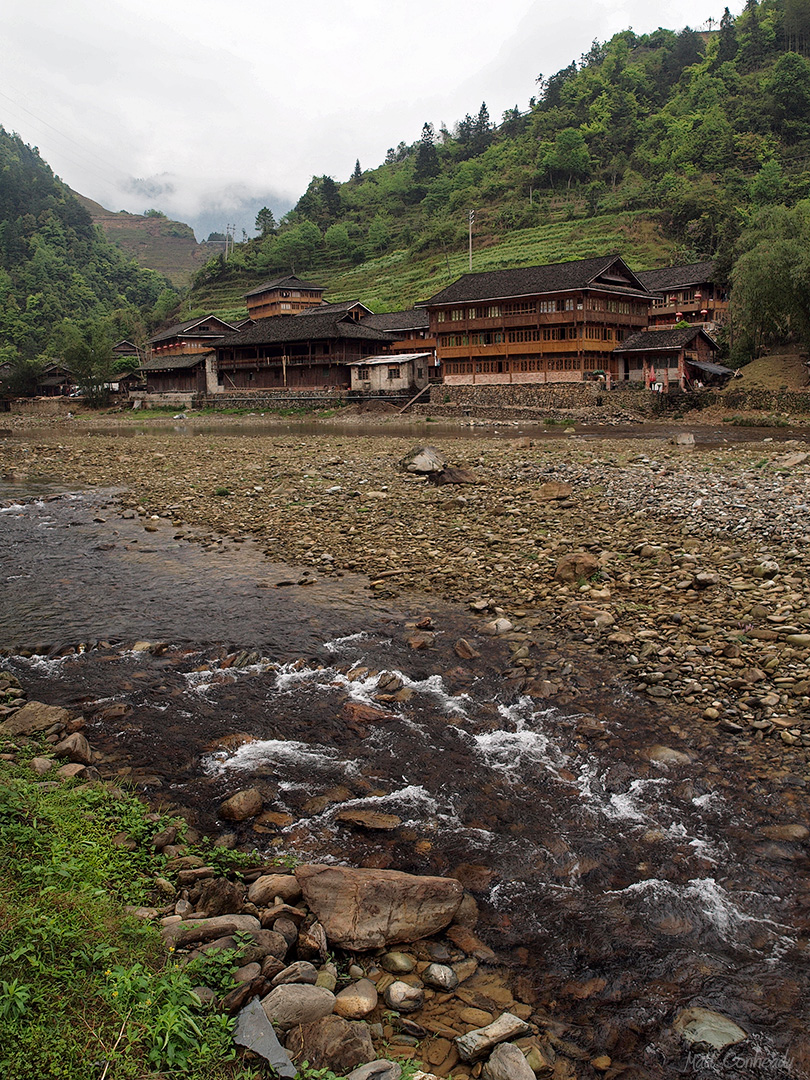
[1,471,809,1078]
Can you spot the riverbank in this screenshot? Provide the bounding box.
[2,416,810,768]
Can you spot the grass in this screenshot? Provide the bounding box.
[722,414,791,428]
[0,743,255,1079]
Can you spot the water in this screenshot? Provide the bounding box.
[2,490,809,1077]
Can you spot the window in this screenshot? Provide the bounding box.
[451,308,465,321]
[387,367,399,380]
[539,299,555,313]
[357,366,370,380]
[436,310,446,323]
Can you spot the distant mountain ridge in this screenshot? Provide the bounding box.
[73,194,212,288]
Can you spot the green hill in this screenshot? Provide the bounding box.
[184,0,810,334]
[0,128,174,362]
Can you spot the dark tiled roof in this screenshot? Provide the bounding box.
[244,275,325,299]
[311,300,373,315]
[615,327,718,352]
[423,255,649,306]
[215,311,395,348]
[636,261,718,293]
[142,353,211,372]
[365,309,430,332]
[148,315,237,345]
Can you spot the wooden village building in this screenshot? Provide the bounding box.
[636,261,729,332]
[212,310,395,391]
[143,314,237,395]
[244,275,325,321]
[424,255,653,387]
[613,326,731,391]
[363,309,436,359]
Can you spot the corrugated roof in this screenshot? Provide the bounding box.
[215,311,395,348]
[347,353,433,367]
[244,275,325,299]
[423,255,650,306]
[636,261,718,293]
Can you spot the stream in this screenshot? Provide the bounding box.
[1,487,809,1078]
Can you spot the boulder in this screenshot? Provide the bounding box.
[554,553,600,584]
[53,732,92,764]
[295,865,463,950]
[285,1015,375,1073]
[400,446,445,474]
[483,1042,535,1080]
[198,877,246,917]
[161,914,261,947]
[261,984,336,1030]
[455,1012,532,1063]
[673,1007,747,1050]
[219,787,263,821]
[248,873,302,906]
[271,961,319,987]
[383,980,424,1013]
[334,978,378,1019]
[427,467,478,485]
[0,701,73,736]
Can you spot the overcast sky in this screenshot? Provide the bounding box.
[4,0,743,239]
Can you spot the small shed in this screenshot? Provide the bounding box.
[348,353,433,393]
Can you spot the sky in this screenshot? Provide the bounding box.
[3,0,744,240]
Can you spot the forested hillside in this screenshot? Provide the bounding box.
[189,0,810,357]
[0,129,177,366]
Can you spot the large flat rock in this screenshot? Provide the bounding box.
[295,864,463,950]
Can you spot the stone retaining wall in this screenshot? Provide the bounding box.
[416,383,810,420]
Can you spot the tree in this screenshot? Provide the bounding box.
[352,159,362,181]
[206,231,226,242]
[321,176,341,219]
[61,319,116,407]
[143,208,167,218]
[731,200,810,354]
[541,128,591,187]
[718,7,738,63]
[254,207,276,237]
[414,123,440,181]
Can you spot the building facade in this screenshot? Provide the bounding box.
[636,262,729,332]
[424,255,653,386]
[613,327,729,391]
[244,275,325,321]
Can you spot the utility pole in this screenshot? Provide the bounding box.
[468,209,475,272]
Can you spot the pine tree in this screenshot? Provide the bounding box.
[414,123,439,180]
[353,159,362,181]
[718,7,738,63]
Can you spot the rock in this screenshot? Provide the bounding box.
[248,873,302,906]
[646,745,692,766]
[219,787,263,821]
[297,920,329,962]
[271,960,319,986]
[455,1013,532,1063]
[57,762,89,780]
[481,618,513,636]
[53,732,92,764]
[380,951,416,974]
[233,997,297,1078]
[673,1007,747,1050]
[161,914,261,947]
[760,824,809,842]
[234,961,262,983]
[346,1063,403,1080]
[295,865,463,950]
[445,924,496,961]
[534,481,573,501]
[554,553,600,584]
[261,984,336,1031]
[198,877,245,917]
[384,981,425,1013]
[0,701,73,736]
[29,756,54,775]
[335,809,403,830]
[334,979,379,1019]
[423,963,459,992]
[673,433,695,447]
[428,467,478,485]
[401,446,445,474]
[483,1042,535,1080]
[454,638,480,659]
[285,1014,374,1073]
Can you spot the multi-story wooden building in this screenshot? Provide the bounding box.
[636,261,729,332]
[213,309,395,391]
[146,315,237,360]
[424,255,653,386]
[244,275,325,321]
[364,308,436,358]
[613,326,730,391]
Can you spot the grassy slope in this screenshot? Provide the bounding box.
[187,208,674,321]
[734,348,810,391]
